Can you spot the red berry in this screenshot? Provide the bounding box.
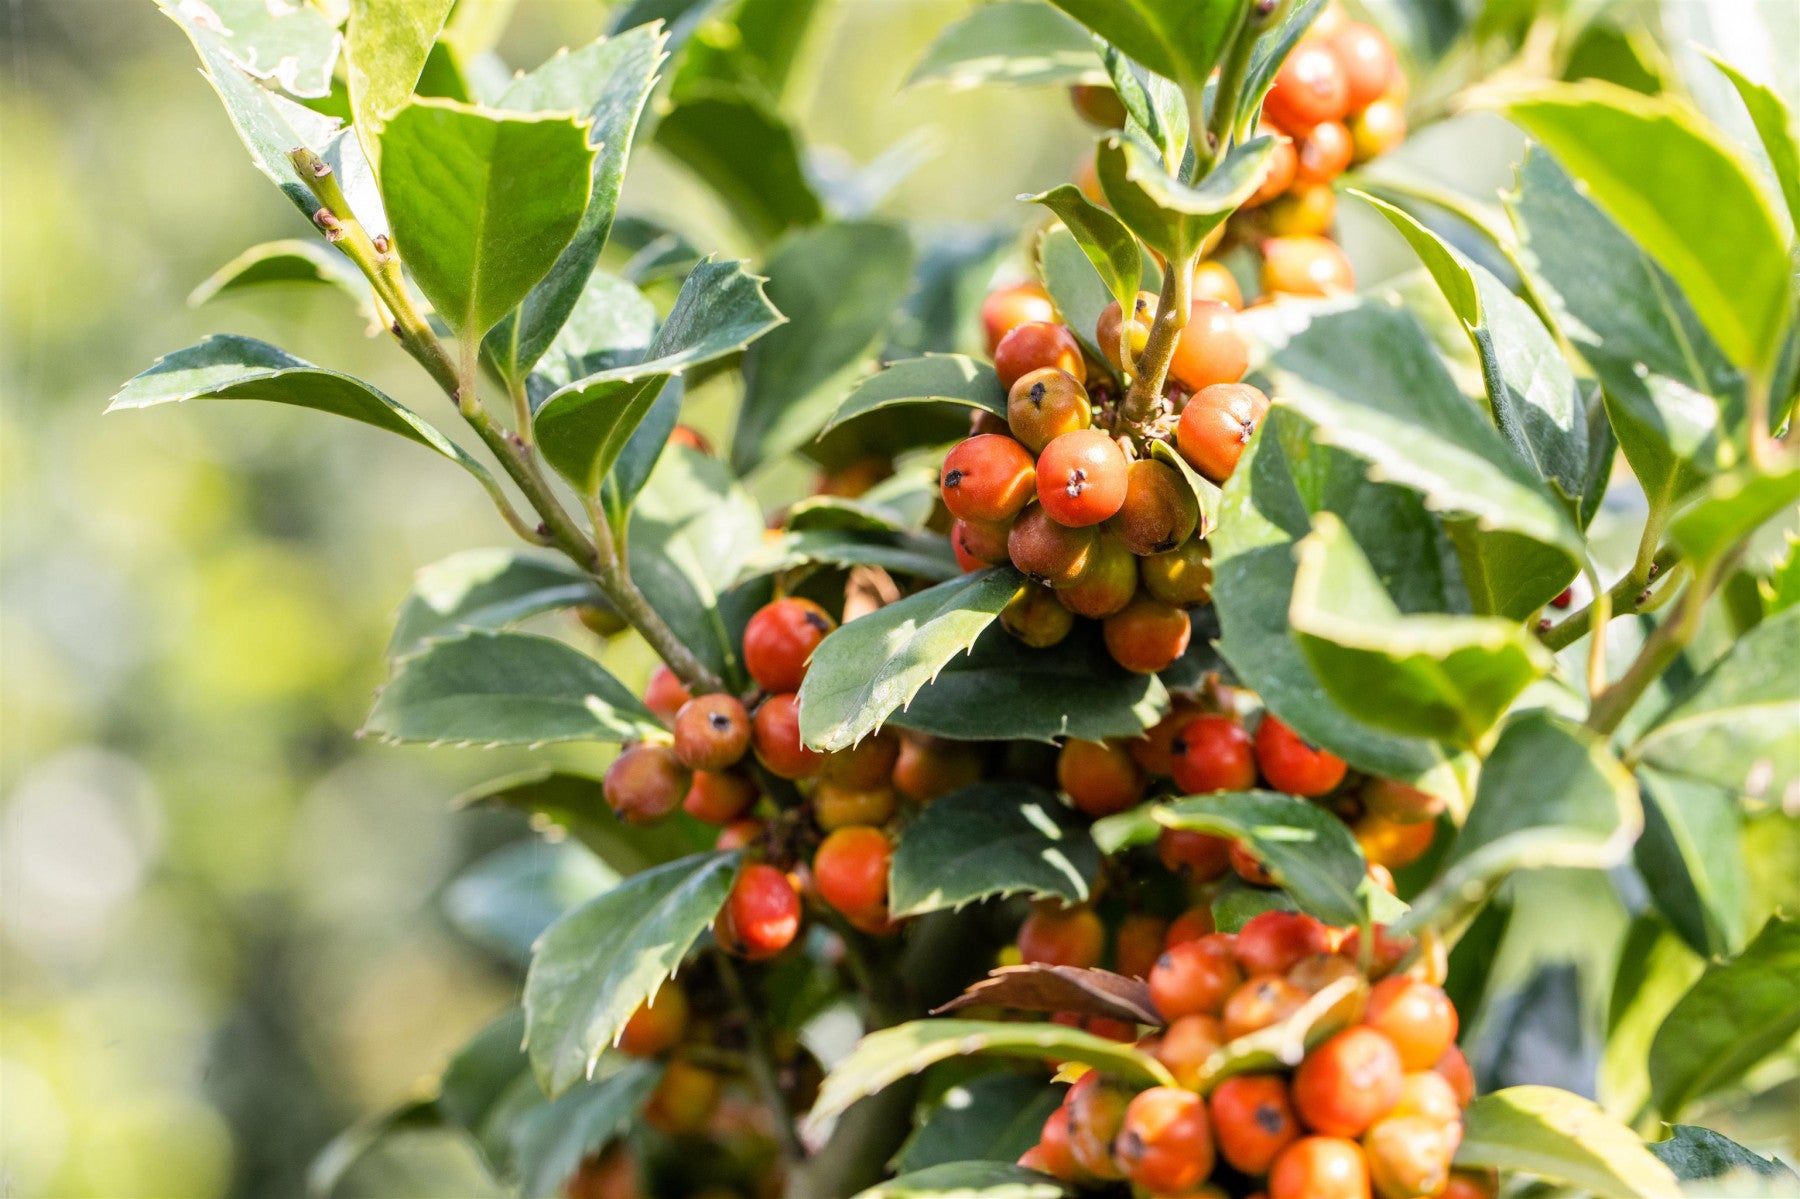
[716,863,802,960]
[1149,933,1245,1021]
[1231,840,1279,887]
[752,692,822,779]
[1247,123,1300,207]
[1169,300,1250,392]
[813,826,891,919]
[744,598,837,693]
[994,321,1086,390]
[618,983,688,1057]
[1292,1027,1405,1137]
[644,664,692,726]
[1236,911,1334,977]
[1255,715,1347,796]
[1211,1073,1302,1175]
[1363,978,1459,1071]
[941,434,1038,523]
[1108,458,1199,556]
[1036,429,1129,527]
[672,694,752,771]
[1017,904,1105,968]
[605,743,691,825]
[683,768,759,824]
[1328,22,1398,110]
[982,282,1057,355]
[1265,42,1353,130]
[1065,1074,1130,1181]
[1159,827,1233,881]
[1269,1136,1371,1199]
[1177,382,1270,485]
[1009,506,1097,586]
[954,516,1015,568]
[1057,738,1146,817]
[1295,119,1354,183]
[1008,368,1092,453]
[1131,698,1204,776]
[1170,714,1258,795]
[1115,1086,1215,1193]
[1103,594,1192,674]
[1355,812,1438,869]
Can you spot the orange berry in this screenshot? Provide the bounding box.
[1116,1086,1215,1193]
[672,694,752,771]
[683,768,759,825]
[1001,583,1077,648]
[1363,977,1458,1071]
[1097,291,1158,370]
[892,734,983,802]
[1008,505,1098,586]
[1008,367,1092,453]
[644,1060,722,1135]
[1235,911,1334,977]
[1363,1115,1456,1199]
[1057,738,1146,817]
[953,516,1015,567]
[1211,1073,1302,1175]
[1289,952,1362,994]
[1262,235,1355,297]
[1350,98,1407,162]
[813,826,891,919]
[1177,382,1270,485]
[1264,181,1338,238]
[1194,260,1244,310]
[605,743,691,825]
[1295,120,1354,183]
[1355,812,1437,869]
[1231,841,1279,887]
[1265,42,1353,130]
[821,728,900,790]
[1441,1168,1499,1199]
[715,862,802,960]
[812,780,898,831]
[1108,458,1200,556]
[1223,974,1310,1039]
[1017,904,1105,968]
[1037,429,1130,527]
[1065,1074,1131,1181]
[1328,22,1398,110]
[1434,1045,1475,1107]
[644,664,692,726]
[1055,531,1139,619]
[982,282,1057,355]
[941,434,1038,524]
[1155,1013,1226,1087]
[1292,1027,1405,1137]
[1150,933,1245,1021]
[1165,905,1216,949]
[1114,913,1169,979]
[1103,593,1192,674]
[1159,828,1233,882]
[714,817,763,852]
[1390,1070,1463,1131]
[1033,1104,1082,1181]
[995,321,1086,390]
[1247,124,1299,207]
[1360,776,1444,824]
[1255,715,1347,796]
[752,692,822,779]
[1130,698,1205,775]
[1169,300,1249,392]
[1269,1136,1371,1199]
[744,598,837,693]
[618,983,688,1057]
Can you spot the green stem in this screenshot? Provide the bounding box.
[1120,249,1198,431]
[1203,1,1260,168]
[508,373,533,446]
[1541,543,1680,652]
[1586,548,1736,737]
[715,954,805,1170]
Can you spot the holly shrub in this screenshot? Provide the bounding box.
[112,0,1800,1197]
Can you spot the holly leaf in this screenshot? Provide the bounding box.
[345,0,455,165]
[1634,767,1746,959]
[1454,1086,1681,1199]
[1036,224,1120,368]
[457,770,713,876]
[894,1074,1067,1175]
[512,1060,663,1199]
[654,86,823,245]
[1706,52,1800,239]
[1665,457,1800,580]
[1043,0,1239,106]
[1096,130,1276,261]
[905,1,1103,90]
[855,1163,1072,1199]
[387,548,604,658]
[1649,1125,1800,1188]
[188,238,373,313]
[935,966,1160,1026]
[363,630,663,746]
[524,851,738,1096]
[187,0,341,98]
[889,783,1100,918]
[822,355,1008,435]
[1022,184,1142,311]
[797,568,1022,753]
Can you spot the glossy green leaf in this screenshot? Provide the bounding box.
[1494,82,1791,373]
[1043,0,1239,101]
[1096,131,1276,260]
[1099,42,1187,166]
[387,548,603,658]
[743,528,961,583]
[733,221,915,472]
[512,1063,661,1199]
[534,258,782,493]
[1506,150,1744,509]
[889,783,1100,917]
[363,630,663,746]
[1633,606,1799,805]
[484,26,669,382]
[305,1099,443,1197]
[1666,456,1800,578]
[189,0,341,98]
[906,1,1102,90]
[822,355,1008,435]
[884,624,1170,745]
[188,238,373,312]
[527,271,659,401]
[436,1008,530,1136]
[856,1162,1071,1199]
[1650,915,1800,1119]
[1036,225,1118,369]
[1707,53,1800,240]
[443,840,614,965]
[1196,976,1366,1092]
[804,1020,1173,1138]
[1398,712,1641,938]
[1635,767,1746,959]
[654,88,823,244]
[1357,192,1589,505]
[380,99,593,340]
[346,0,455,164]
[1649,1125,1800,1188]
[1022,185,1142,310]
[524,851,738,1096]
[1454,1086,1681,1199]
[457,770,712,876]
[893,1074,1066,1175]
[797,568,1022,753]
[1290,513,1553,748]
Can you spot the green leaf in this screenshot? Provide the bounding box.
[1237,0,1327,129]
[804,1020,1173,1138]
[524,851,738,1096]
[363,630,663,746]
[1211,406,1462,788]
[1666,456,1800,579]
[1649,1125,1800,1188]
[894,1073,1066,1175]
[512,1060,663,1199]
[1493,82,1791,373]
[883,624,1170,746]
[654,87,823,244]
[855,1162,1071,1199]
[1036,225,1119,370]
[1290,513,1553,749]
[1022,185,1142,310]
[1454,1086,1681,1199]
[1601,916,1704,1124]
[1096,131,1276,260]
[443,840,614,964]
[743,528,962,583]
[1196,976,1366,1092]
[1506,150,1744,509]
[437,1008,530,1135]
[190,0,341,98]
[346,0,455,164]
[188,238,374,313]
[154,0,344,219]
[796,568,1022,753]
[458,770,712,876]
[1632,606,1800,805]
[387,548,603,658]
[1043,0,1239,102]
[484,25,670,382]
[1707,53,1800,241]
[380,99,594,340]
[1126,791,1369,926]
[905,1,1102,90]
[1257,298,1584,571]
[528,270,659,399]
[1635,768,1746,960]
[1765,534,1800,616]
[1356,191,1590,506]
[822,355,1008,436]
[305,1099,443,1198]
[1099,43,1187,167]
[889,783,1100,917]
[534,258,783,493]
[733,221,915,473]
[1397,712,1641,938]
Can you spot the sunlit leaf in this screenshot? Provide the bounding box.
[889,783,1100,917]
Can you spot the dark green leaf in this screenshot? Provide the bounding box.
[1649,913,1800,1119]
[526,271,659,403]
[654,87,823,244]
[1632,606,1800,805]
[345,0,456,163]
[1454,1086,1681,1199]
[1649,1125,1800,1187]
[906,1,1103,90]
[1290,513,1552,749]
[524,851,738,1095]
[894,1073,1066,1175]
[889,783,1100,917]
[1494,82,1791,374]
[1043,0,1239,101]
[1036,225,1118,370]
[535,258,783,493]
[666,0,822,104]
[1635,768,1747,960]
[1097,131,1276,261]
[733,221,915,472]
[437,1008,530,1134]
[743,528,962,583]
[444,840,614,964]
[1666,456,1800,579]
[484,26,669,382]
[856,1162,1071,1199]
[457,769,712,875]
[188,239,374,312]
[364,630,663,746]
[1398,712,1641,938]
[822,355,1008,436]
[1707,53,1800,240]
[1099,42,1187,166]
[387,548,603,658]
[512,1060,662,1199]
[1022,185,1142,310]
[796,569,1023,753]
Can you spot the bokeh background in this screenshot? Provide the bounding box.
[2,1,1793,1197]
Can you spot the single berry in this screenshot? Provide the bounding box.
[1150,933,1246,1021]
[1028,1106,1082,1181]
[1170,714,1258,795]
[1154,1012,1225,1088]
[1349,97,1406,163]
[716,863,802,960]
[1290,952,1363,994]
[1008,505,1098,586]
[577,604,627,637]
[812,779,898,831]
[644,1060,721,1135]
[1364,1116,1455,1199]
[817,454,893,499]
[1236,910,1334,976]
[1097,291,1158,371]
[1177,382,1270,484]
[1363,977,1458,1071]
[1056,532,1139,618]
[995,321,1086,390]
[1131,698,1205,775]
[1295,119,1354,183]
[1103,593,1192,674]
[715,817,763,852]
[1017,904,1105,968]
[1159,827,1233,881]
[1231,840,1279,887]
[752,693,822,779]
[1441,1169,1500,1199]
[941,434,1038,523]
[1195,260,1245,310]
[1115,1086,1215,1193]
[893,734,984,802]
[1328,22,1398,109]
[619,983,688,1057]
[1222,974,1309,1038]
[1247,124,1300,207]
[1360,776,1444,824]
[1141,536,1215,608]
[1390,1070,1463,1130]
[821,728,900,790]
[1008,368,1092,453]
[1114,913,1169,979]
[953,516,1015,567]
[1434,1045,1475,1107]
[981,282,1057,354]
[1070,83,1128,128]
[668,424,712,454]
[1355,812,1437,869]
[1262,235,1355,297]
[1001,583,1077,648]
[673,694,752,771]
[683,768,759,825]
[1057,738,1146,817]
[744,597,836,693]
[1269,1136,1372,1199]
[1108,458,1200,556]
[1292,1026,1405,1137]
[1211,1073,1302,1175]
[952,528,985,573]
[1037,429,1129,527]
[1169,300,1250,392]
[1256,715,1347,796]
[1165,905,1215,949]
[644,664,692,726]
[605,743,691,825]
[813,826,891,919]
[1065,1074,1131,1181]
[1265,42,1353,130]
[1264,181,1339,238]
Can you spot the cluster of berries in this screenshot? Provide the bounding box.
[955,282,1270,673]
[1018,910,1488,1199]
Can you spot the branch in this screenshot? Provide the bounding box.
[1585,546,1739,736]
[1119,249,1197,430]
[1541,544,1680,652]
